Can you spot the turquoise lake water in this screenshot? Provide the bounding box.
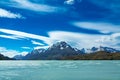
[0,60,120,80]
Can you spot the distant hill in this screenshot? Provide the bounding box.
[61,51,120,60]
[0,53,14,60]
[14,41,120,60]
[13,55,24,60]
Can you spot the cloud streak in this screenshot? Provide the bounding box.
[49,31,120,49]
[64,0,75,5]
[72,22,120,33]
[0,28,50,42]
[21,47,31,49]
[13,0,60,13]
[0,0,66,13]
[0,35,19,40]
[0,8,24,19]
[48,31,106,48]
[0,47,28,57]
[0,34,27,40]
[0,28,120,50]
[31,40,44,45]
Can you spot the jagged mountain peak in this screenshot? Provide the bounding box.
[53,41,69,47]
[22,41,81,60]
[48,41,71,50]
[30,48,46,54]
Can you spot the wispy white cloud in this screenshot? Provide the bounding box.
[34,46,49,50]
[0,34,27,40]
[0,47,28,57]
[68,21,120,49]
[64,0,75,5]
[2,0,65,13]
[20,51,28,56]
[0,35,19,39]
[48,31,120,49]
[64,0,82,5]
[21,47,31,49]
[31,40,44,45]
[0,28,52,49]
[0,28,50,42]
[0,28,120,50]
[111,33,120,45]
[48,31,107,49]
[0,8,24,19]
[72,22,120,33]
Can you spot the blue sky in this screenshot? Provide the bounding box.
[0,0,120,57]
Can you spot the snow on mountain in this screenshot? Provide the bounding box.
[13,41,120,60]
[30,42,120,55]
[22,41,83,60]
[100,46,120,53]
[48,41,72,50]
[84,46,120,53]
[29,48,46,54]
[46,41,80,54]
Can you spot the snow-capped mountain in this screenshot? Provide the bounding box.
[30,48,46,54]
[99,46,120,53]
[23,41,82,60]
[46,41,80,54]
[84,46,120,53]
[48,41,71,50]
[14,41,120,60]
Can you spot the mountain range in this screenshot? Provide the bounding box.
[14,41,120,60]
[0,53,14,60]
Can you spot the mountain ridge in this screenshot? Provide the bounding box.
[14,41,120,60]
[0,53,14,60]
